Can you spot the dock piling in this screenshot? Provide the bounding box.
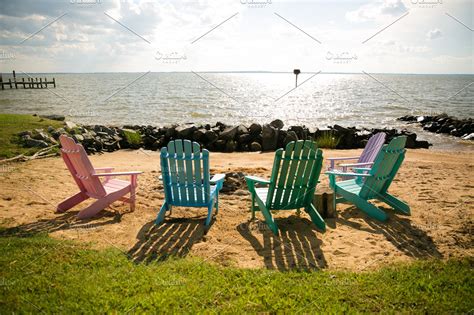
[0,70,56,90]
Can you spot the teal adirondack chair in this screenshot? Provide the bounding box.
[326,136,410,221]
[156,140,225,227]
[245,140,325,235]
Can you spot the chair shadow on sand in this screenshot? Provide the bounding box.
[127,217,208,264]
[238,215,327,271]
[336,205,442,259]
[0,210,122,237]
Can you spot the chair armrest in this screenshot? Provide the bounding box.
[210,174,225,191]
[244,175,271,185]
[325,171,372,177]
[326,156,360,161]
[210,174,225,184]
[94,167,114,172]
[93,171,142,177]
[339,162,374,168]
[353,167,371,172]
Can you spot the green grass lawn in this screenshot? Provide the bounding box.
[0,234,472,313]
[0,113,63,159]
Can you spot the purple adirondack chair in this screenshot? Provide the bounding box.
[57,135,142,219]
[327,132,386,174]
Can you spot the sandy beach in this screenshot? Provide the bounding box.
[0,148,472,271]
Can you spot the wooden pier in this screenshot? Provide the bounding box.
[0,71,56,90]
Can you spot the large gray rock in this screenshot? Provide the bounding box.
[462,133,474,140]
[225,140,237,152]
[192,129,206,142]
[283,130,298,145]
[24,137,49,148]
[261,124,278,151]
[237,133,252,144]
[176,124,197,138]
[236,125,248,135]
[72,134,84,142]
[65,121,77,130]
[249,123,262,135]
[204,130,218,144]
[250,142,262,152]
[41,114,65,121]
[219,126,239,140]
[270,119,284,130]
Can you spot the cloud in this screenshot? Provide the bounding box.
[346,0,408,22]
[426,28,442,40]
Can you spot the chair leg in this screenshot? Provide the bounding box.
[57,192,88,213]
[215,194,219,214]
[205,198,216,227]
[255,197,278,235]
[129,186,136,212]
[77,197,113,219]
[350,195,388,221]
[251,192,256,220]
[305,203,326,232]
[155,202,169,225]
[379,193,410,215]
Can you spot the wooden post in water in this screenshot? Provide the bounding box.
[22,78,25,89]
[293,69,300,88]
[40,78,43,88]
[53,78,56,88]
[8,78,12,89]
[13,70,18,89]
[0,73,3,90]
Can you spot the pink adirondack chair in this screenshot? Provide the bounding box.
[327,132,386,174]
[57,135,142,219]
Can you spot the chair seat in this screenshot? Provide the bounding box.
[104,179,131,194]
[255,187,269,202]
[336,179,363,195]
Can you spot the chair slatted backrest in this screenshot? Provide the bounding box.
[360,136,407,199]
[160,140,210,205]
[267,140,323,210]
[59,135,106,198]
[358,132,386,164]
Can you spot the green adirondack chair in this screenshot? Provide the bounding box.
[245,140,325,235]
[326,136,410,221]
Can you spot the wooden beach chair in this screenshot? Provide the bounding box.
[156,140,225,227]
[57,135,142,219]
[326,136,410,221]
[245,140,325,235]
[327,132,386,175]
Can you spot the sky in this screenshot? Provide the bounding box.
[0,0,472,74]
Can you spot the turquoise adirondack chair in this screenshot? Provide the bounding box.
[245,140,325,235]
[326,136,410,221]
[156,140,225,227]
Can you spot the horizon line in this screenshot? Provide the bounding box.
[2,70,473,75]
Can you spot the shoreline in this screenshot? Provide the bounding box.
[2,113,473,162]
[18,114,435,156]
